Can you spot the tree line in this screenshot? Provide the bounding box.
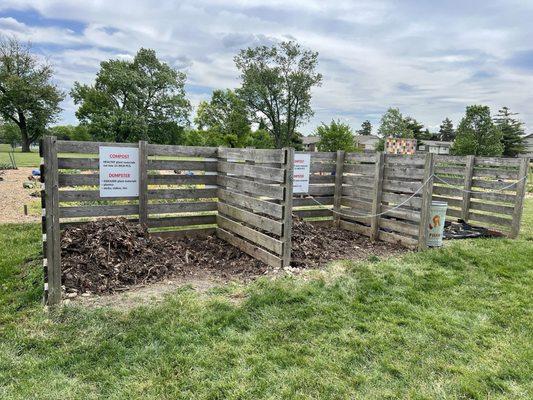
[0,35,527,157]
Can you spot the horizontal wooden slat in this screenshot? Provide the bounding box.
[434,155,466,164]
[379,218,418,237]
[218,202,283,236]
[471,179,518,191]
[382,192,422,208]
[216,228,282,268]
[147,144,217,157]
[345,153,376,163]
[147,201,217,214]
[217,175,284,199]
[431,195,463,208]
[59,204,138,218]
[385,155,426,166]
[310,163,336,173]
[306,152,337,160]
[57,140,136,153]
[342,175,374,187]
[219,148,284,163]
[147,188,217,199]
[59,190,134,202]
[384,166,424,180]
[148,160,217,171]
[474,157,520,167]
[309,175,335,184]
[434,166,465,175]
[343,163,375,175]
[469,191,516,203]
[217,215,282,255]
[59,173,98,187]
[147,174,217,185]
[380,205,420,222]
[308,185,335,196]
[447,208,463,219]
[58,157,98,170]
[340,197,373,211]
[432,186,463,197]
[473,168,518,180]
[383,179,424,194]
[469,201,514,216]
[151,227,215,239]
[433,175,463,186]
[378,231,418,249]
[338,208,372,224]
[292,197,334,207]
[342,186,374,200]
[468,212,512,227]
[147,215,216,228]
[294,209,332,218]
[218,161,284,183]
[218,189,283,219]
[339,219,371,236]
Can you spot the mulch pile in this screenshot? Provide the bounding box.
[61,218,405,295]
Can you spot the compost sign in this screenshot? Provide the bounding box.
[293,153,311,194]
[99,146,139,197]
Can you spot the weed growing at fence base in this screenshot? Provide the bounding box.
[0,199,532,399]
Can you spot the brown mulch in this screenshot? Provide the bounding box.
[61,218,406,295]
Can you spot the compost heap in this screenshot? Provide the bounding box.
[61,218,403,294]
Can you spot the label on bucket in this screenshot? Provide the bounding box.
[427,202,447,247]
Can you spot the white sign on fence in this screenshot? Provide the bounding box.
[99,146,139,197]
[293,153,311,194]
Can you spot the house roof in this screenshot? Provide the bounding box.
[354,134,379,144]
[420,140,453,147]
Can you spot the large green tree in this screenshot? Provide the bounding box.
[451,105,503,156]
[377,108,413,138]
[357,120,372,135]
[316,119,355,152]
[195,89,251,147]
[0,37,64,152]
[71,48,190,144]
[234,41,322,148]
[438,117,455,141]
[47,125,92,142]
[493,106,526,157]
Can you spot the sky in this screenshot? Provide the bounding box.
[0,0,532,135]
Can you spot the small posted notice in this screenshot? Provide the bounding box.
[293,153,311,194]
[99,146,139,197]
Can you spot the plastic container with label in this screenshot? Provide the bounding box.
[427,201,448,247]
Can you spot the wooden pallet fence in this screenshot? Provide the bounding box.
[293,152,336,221]
[216,147,293,269]
[433,155,530,237]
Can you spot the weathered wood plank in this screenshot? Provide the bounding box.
[433,175,463,186]
[148,159,217,171]
[473,168,518,180]
[384,166,424,180]
[471,179,518,191]
[58,157,98,170]
[343,163,375,175]
[294,209,332,218]
[342,175,374,187]
[468,212,512,227]
[383,179,425,194]
[310,162,336,173]
[217,215,282,255]
[432,185,463,197]
[218,188,283,219]
[216,228,282,268]
[309,175,335,184]
[434,155,466,164]
[344,153,376,163]
[474,157,521,167]
[147,144,217,157]
[379,218,419,237]
[382,192,422,209]
[295,151,336,160]
[292,196,334,207]
[385,154,426,166]
[60,204,139,218]
[59,190,135,202]
[342,186,374,199]
[469,191,516,203]
[431,195,462,208]
[217,175,284,199]
[218,161,285,183]
[147,215,216,228]
[339,219,372,236]
[148,188,217,199]
[147,174,217,185]
[340,197,373,211]
[147,201,217,214]
[58,173,99,187]
[379,231,418,249]
[151,227,215,239]
[308,185,335,196]
[380,205,421,222]
[469,201,514,216]
[219,147,284,163]
[57,140,137,153]
[218,202,283,236]
[434,166,465,175]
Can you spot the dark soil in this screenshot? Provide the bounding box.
[61,218,405,295]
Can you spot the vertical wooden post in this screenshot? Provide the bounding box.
[370,152,385,241]
[510,157,530,238]
[138,140,148,226]
[418,152,435,251]
[43,136,61,305]
[281,147,294,268]
[461,155,475,221]
[333,150,345,226]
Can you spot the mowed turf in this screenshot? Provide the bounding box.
[0,200,532,399]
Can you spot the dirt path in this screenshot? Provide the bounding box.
[0,168,40,224]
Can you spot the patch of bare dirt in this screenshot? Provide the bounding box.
[0,168,40,224]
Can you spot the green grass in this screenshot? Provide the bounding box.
[0,144,41,168]
[0,200,532,399]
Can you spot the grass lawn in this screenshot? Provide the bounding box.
[0,200,532,399]
[0,144,41,168]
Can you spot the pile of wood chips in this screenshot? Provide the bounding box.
[60,218,405,295]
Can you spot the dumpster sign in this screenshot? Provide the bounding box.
[99,146,139,197]
[293,153,311,194]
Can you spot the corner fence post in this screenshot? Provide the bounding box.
[282,147,294,268]
[138,140,148,226]
[370,152,385,241]
[461,155,475,221]
[333,150,345,226]
[42,136,61,305]
[510,157,530,238]
[418,152,435,251]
